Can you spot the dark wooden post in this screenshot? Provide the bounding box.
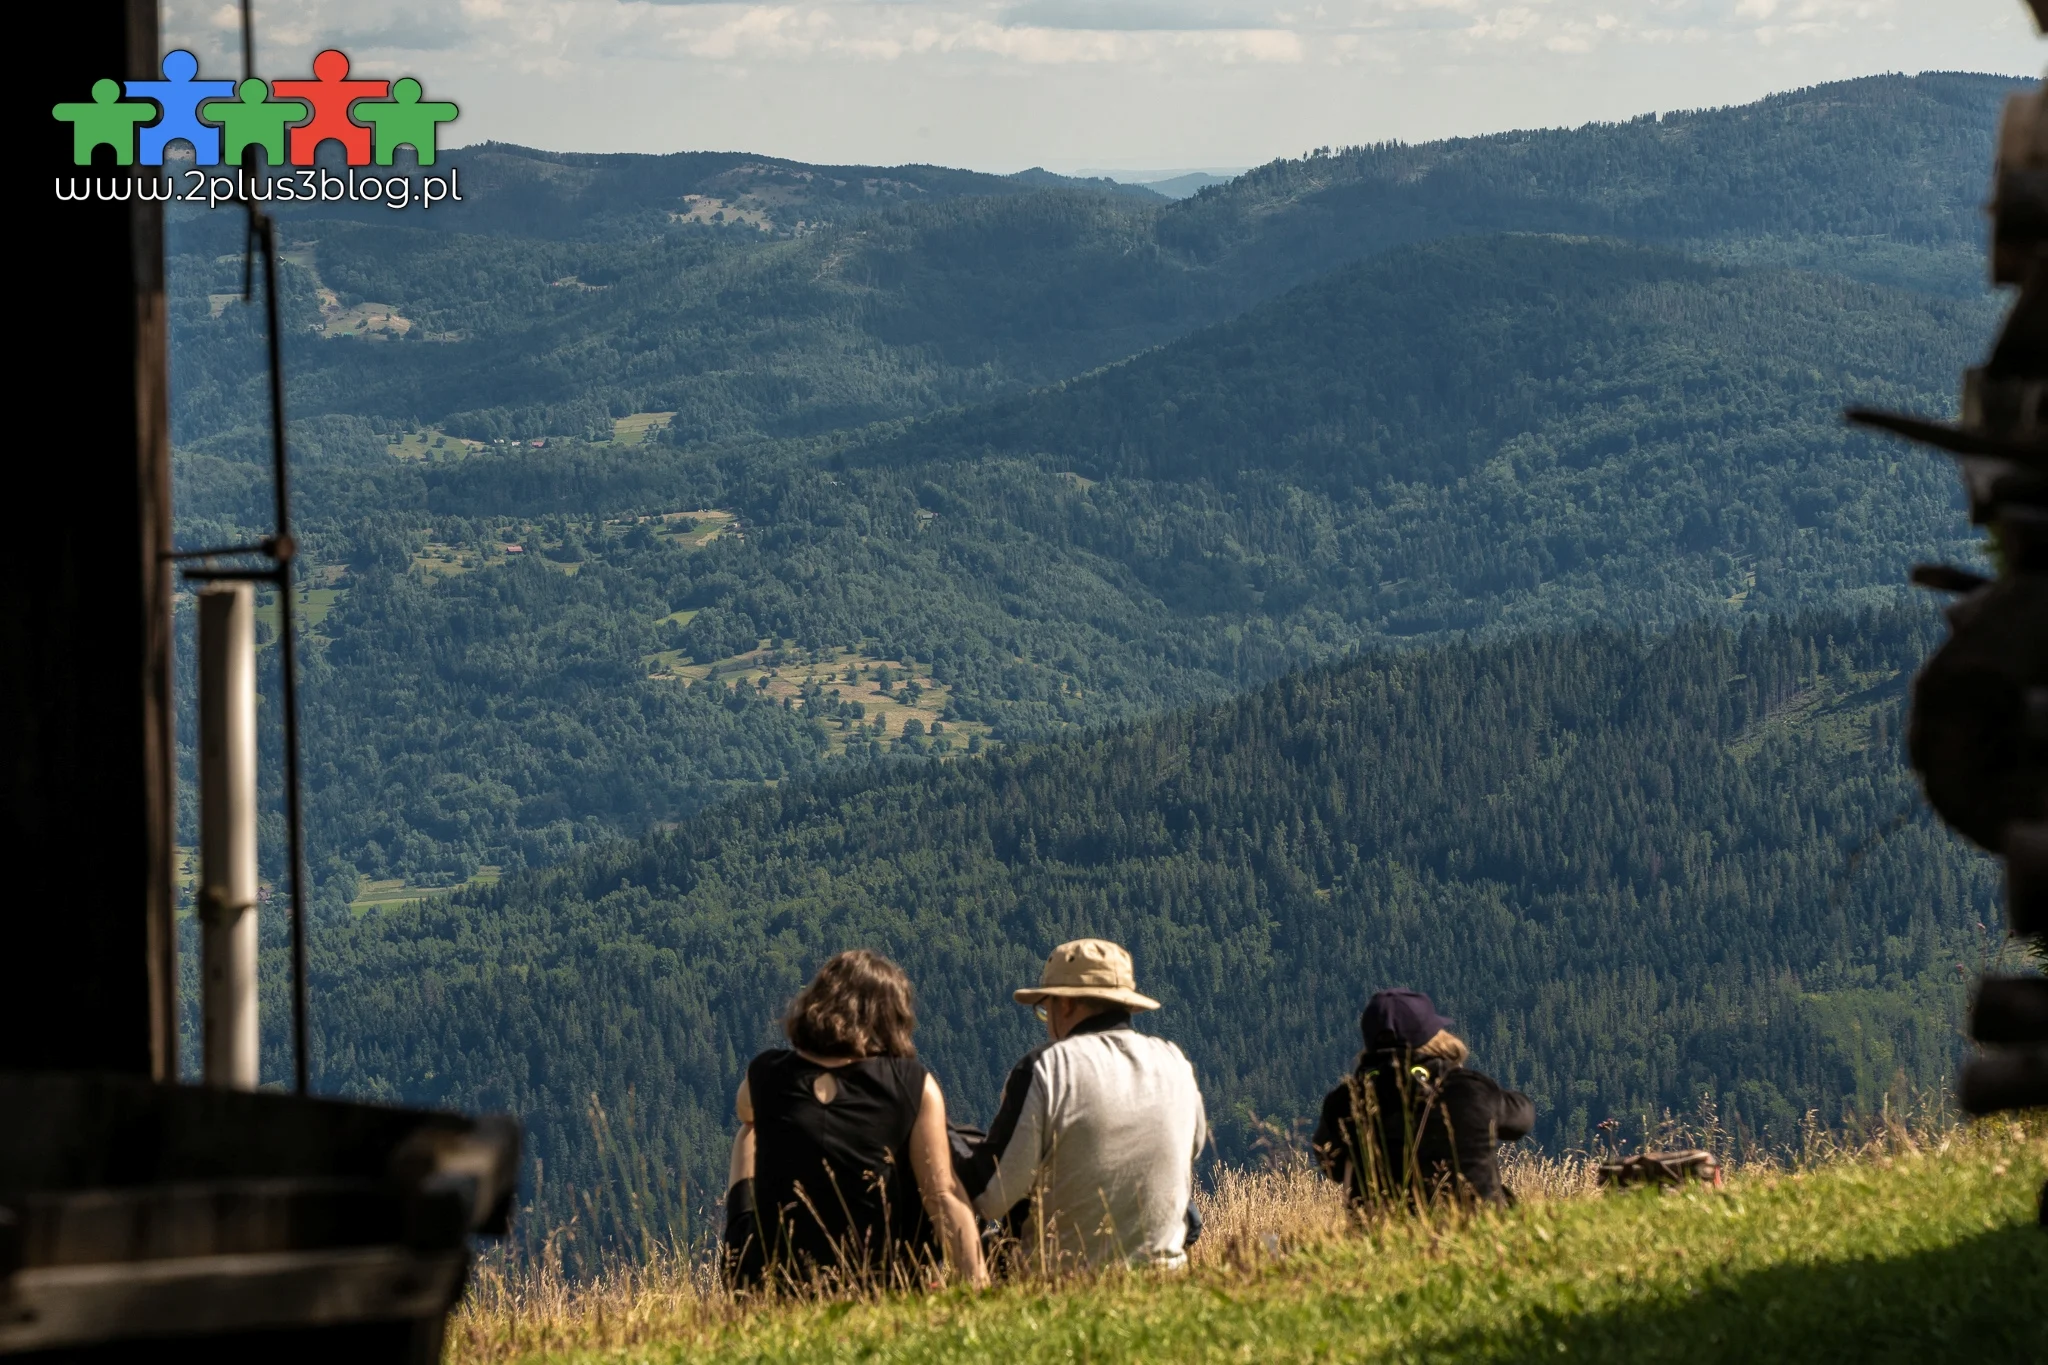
[3,0,176,1077]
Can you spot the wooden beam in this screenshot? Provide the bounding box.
[4,0,175,1077]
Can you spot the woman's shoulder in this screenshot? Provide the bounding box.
[747,1047,803,1084]
[852,1054,929,1098]
[868,1053,929,1081]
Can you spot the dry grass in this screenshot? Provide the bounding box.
[448,1167,1358,1363]
[447,1111,2044,1364]
[456,1244,718,1363]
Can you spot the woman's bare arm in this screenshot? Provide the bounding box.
[729,1075,756,1190]
[908,1074,989,1288]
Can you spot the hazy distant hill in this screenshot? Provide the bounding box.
[172,73,2022,449]
[1165,73,2022,301]
[1129,171,1236,199]
[306,144,1100,239]
[1007,167,1170,202]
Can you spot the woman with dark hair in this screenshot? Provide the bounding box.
[723,950,987,1289]
[1312,988,1535,1209]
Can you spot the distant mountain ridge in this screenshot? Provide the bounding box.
[1130,171,1235,199]
[173,72,2022,450]
[1007,167,1170,202]
[324,144,1109,239]
[1159,72,2024,300]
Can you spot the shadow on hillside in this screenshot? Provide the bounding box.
[1449,1223,2045,1364]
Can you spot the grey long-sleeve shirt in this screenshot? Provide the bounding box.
[968,1017,1208,1269]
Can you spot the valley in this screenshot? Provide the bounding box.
[158,71,2034,1253]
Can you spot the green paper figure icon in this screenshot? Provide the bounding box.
[204,79,310,167]
[52,79,155,165]
[358,78,459,166]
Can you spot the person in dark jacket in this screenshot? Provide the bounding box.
[722,950,987,1290]
[1312,989,1534,1209]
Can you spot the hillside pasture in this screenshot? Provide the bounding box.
[611,412,677,445]
[410,541,478,579]
[319,301,413,340]
[350,865,502,917]
[389,428,486,461]
[643,643,990,756]
[450,1119,2046,1364]
[605,509,737,549]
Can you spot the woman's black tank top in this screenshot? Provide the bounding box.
[747,1048,933,1283]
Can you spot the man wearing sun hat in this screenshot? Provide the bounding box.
[957,938,1209,1270]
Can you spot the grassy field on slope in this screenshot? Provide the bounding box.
[454,1121,2046,1364]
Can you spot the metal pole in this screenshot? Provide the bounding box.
[198,583,259,1090]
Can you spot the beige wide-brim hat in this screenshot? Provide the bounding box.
[1014,938,1161,1012]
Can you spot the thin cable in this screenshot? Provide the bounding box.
[258,216,311,1097]
[240,0,255,300]
[239,0,311,1096]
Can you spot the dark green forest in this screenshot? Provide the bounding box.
[185,230,1989,892]
[877,236,1986,489]
[157,73,2030,1228]
[294,608,2005,1249]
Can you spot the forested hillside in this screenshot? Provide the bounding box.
[193,233,1990,893]
[1163,72,2015,300]
[300,608,2003,1244]
[877,233,1988,496]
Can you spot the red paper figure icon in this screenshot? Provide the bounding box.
[274,50,387,166]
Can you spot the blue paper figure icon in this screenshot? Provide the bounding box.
[126,50,235,166]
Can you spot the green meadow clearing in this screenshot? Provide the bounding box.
[349,865,501,916]
[612,412,677,444]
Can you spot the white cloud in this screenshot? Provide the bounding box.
[1466,7,1542,42]
[998,0,1292,30]
[158,0,2038,168]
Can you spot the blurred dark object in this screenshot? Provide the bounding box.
[1971,974,2048,1043]
[1596,1149,1724,1191]
[1847,5,2048,1223]
[1904,577,2047,852]
[7,0,176,1082]
[1961,974,2048,1125]
[1910,563,1995,594]
[0,1075,519,1360]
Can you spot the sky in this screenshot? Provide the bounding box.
[162,1,2041,175]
